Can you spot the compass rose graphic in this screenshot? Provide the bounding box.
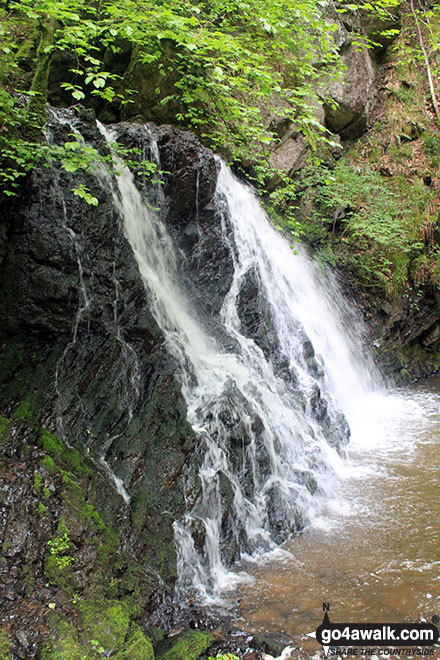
[306,610,331,657]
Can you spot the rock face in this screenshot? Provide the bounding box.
[264,4,400,180]
[0,102,350,659]
[319,4,401,140]
[0,418,158,660]
[368,290,440,380]
[0,107,218,659]
[0,111,197,580]
[322,45,378,139]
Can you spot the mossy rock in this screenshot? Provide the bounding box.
[0,628,10,660]
[79,598,130,655]
[113,622,154,660]
[40,617,96,660]
[42,611,154,660]
[41,429,93,478]
[44,546,77,595]
[15,392,37,424]
[0,416,9,446]
[158,631,214,660]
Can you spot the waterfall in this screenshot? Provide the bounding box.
[100,126,382,604]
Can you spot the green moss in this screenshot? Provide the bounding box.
[45,519,77,593]
[43,486,51,499]
[158,632,214,660]
[0,416,9,445]
[114,622,154,660]
[39,502,48,515]
[15,391,37,424]
[61,475,98,521]
[42,455,57,474]
[147,627,165,645]
[42,609,154,660]
[0,628,10,660]
[44,551,76,594]
[41,430,93,478]
[79,598,130,655]
[34,473,42,490]
[61,473,118,553]
[41,430,63,456]
[40,616,96,660]
[132,492,151,530]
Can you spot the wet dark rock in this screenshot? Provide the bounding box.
[248,632,293,657]
[309,385,328,423]
[368,288,440,380]
[237,268,280,360]
[172,201,235,320]
[156,125,218,226]
[266,483,303,544]
[0,109,215,658]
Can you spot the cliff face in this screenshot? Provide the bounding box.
[0,109,220,659]
[0,102,353,659]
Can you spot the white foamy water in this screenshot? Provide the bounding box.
[233,379,440,652]
[98,128,413,605]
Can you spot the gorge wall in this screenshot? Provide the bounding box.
[0,110,214,659]
[0,106,349,660]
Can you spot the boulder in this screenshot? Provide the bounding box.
[322,45,377,139]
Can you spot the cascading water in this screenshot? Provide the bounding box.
[100,125,383,604]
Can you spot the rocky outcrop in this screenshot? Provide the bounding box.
[319,2,400,140]
[368,289,440,380]
[0,111,196,573]
[265,4,400,181]
[0,107,220,659]
[322,45,378,139]
[0,418,158,660]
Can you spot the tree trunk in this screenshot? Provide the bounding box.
[26,15,56,141]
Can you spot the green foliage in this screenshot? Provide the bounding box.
[72,185,98,205]
[48,531,75,570]
[90,640,105,655]
[298,159,436,295]
[0,0,345,199]
[337,0,401,18]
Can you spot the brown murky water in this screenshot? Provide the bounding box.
[231,378,440,657]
